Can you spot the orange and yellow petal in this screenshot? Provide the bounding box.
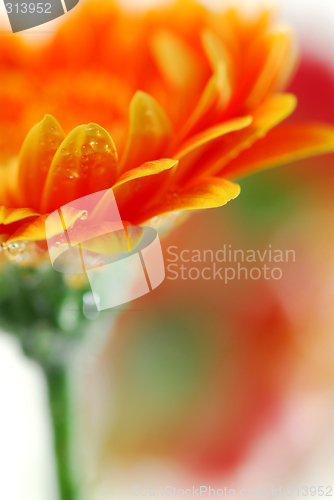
[113,159,179,222]
[120,92,172,174]
[0,207,39,225]
[222,122,334,179]
[138,177,240,224]
[18,115,65,210]
[172,115,252,185]
[41,123,118,214]
[184,93,297,181]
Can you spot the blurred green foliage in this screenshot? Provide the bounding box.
[0,264,90,367]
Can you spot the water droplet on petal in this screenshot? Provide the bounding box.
[87,125,101,137]
[80,211,89,221]
[6,241,27,259]
[67,170,80,180]
[81,143,94,155]
[90,139,109,153]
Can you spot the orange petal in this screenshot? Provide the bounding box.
[201,29,233,74]
[245,31,292,108]
[150,29,202,90]
[93,159,178,221]
[7,205,87,243]
[0,159,22,208]
[80,225,145,256]
[114,158,178,189]
[172,115,252,185]
[18,115,65,210]
[221,122,334,179]
[138,177,240,223]
[7,215,49,242]
[120,91,172,174]
[189,93,297,180]
[176,60,232,145]
[0,207,39,225]
[175,116,252,161]
[41,123,118,214]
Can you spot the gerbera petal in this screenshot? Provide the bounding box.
[114,158,178,189]
[176,60,232,144]
[175,116,252,161]
[221,122,334,179]
[79,225,145,256]
[120,92,172,175]
[41,123,118,214]
[18,115,65,210]
[0,159,21,207]
[150,29,202,89]
[0,207,39,225]
[138,177,240,223]
[245,31,292,108]
[7,205,87,243]
[172,116,252,185]
[201,29,233,74]
[7,214,49,242]
[93,159,178,221]
[188,93,297,180]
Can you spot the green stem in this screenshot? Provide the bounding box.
[44,365,77,500]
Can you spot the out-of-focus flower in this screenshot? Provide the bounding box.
[1,0,334,263]
[79,211,296,480]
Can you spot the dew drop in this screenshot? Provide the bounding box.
[90,139,109,153]
[67,170,80,180]
[87,125,101,137]
[91,153,102,162]
[6,242,26,258]
[81,143,94,155]
[80,211,89,221]
[61,148,70,156]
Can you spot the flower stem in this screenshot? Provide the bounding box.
[44,365,77,500]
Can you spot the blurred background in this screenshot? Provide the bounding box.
[1,0,334,499]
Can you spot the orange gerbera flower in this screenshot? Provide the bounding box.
[1,0,334,264]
